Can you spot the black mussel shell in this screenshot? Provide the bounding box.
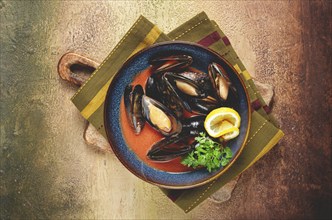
[208,62,232,101]
[181,115,206,136]
[187,96,220,115]
[146,73,184,117]
[124,84,145,134]
[150,55,193,74]
[178,71,212,93]
[162,72,210,113]
[141,95,182,136]
[145,73,165,102]
[147,135,195,162]
[163,72,207,98]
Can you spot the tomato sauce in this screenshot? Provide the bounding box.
[119,66,193,172]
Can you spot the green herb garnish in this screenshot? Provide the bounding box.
[181,132,233,172]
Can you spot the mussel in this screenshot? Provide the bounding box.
[150,55,192,74]
[187,96,219,115]
[208,62,233,101]
[179,71,212,93]
[147,135,195,162]
[145,73,184,117]
[181,115,206,136]
[162,72,209,113]
[147,116,205,161]
[145,73,165,102]
[163,72,207,98]
[141,95,182,136]
[124,84,145,135]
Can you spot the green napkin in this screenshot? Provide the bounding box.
[71,12,284,212]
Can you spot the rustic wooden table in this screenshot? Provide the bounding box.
[1,1,331,219]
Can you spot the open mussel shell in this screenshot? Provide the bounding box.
[124,84,145,135]
[163,72,207,98]
[145,73,183,117]
[150,55,193,74]
[163,72,209,113]
[141,95,182,136]
[147,135,195,162]
[208,62,234,102]
[178,71,212,93]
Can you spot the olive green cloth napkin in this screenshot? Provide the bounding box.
[71,12,284,212]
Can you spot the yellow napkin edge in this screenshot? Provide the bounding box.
[246,129,284,171]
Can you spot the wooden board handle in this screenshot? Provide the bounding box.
[57,52,100,86]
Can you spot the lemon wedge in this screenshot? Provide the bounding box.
[204,107,241,138]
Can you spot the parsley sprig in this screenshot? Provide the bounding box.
[181,132,233,172]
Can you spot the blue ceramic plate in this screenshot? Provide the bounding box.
[104,41,251,189]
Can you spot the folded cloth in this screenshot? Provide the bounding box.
[71,12,284,212]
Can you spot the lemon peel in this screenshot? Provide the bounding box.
[204,107,241,139]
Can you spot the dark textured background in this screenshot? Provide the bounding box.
[1,0,331,219]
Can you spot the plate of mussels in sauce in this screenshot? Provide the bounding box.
[104,41,251,189]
